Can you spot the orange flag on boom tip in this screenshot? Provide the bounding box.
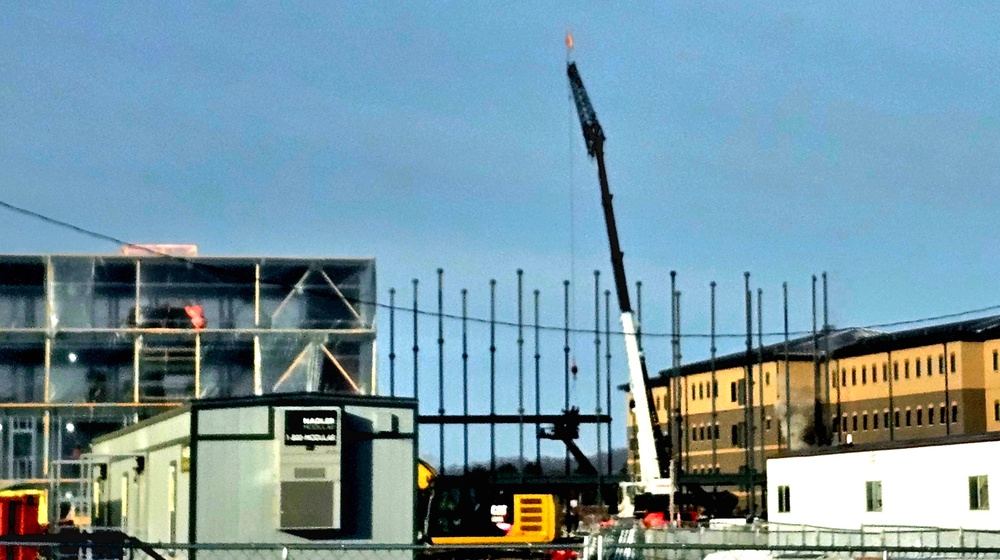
[565,30,574,50]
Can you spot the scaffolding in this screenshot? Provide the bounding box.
[0,253,376,488]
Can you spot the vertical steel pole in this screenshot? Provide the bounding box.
[811,275,821,446]
[389,288,396,397]
[710,282,718,474]
[534,289,542,469]
[783,282,791,451]
[462,289,469,474]
[563,280,571,476]
[823,272,831,439]
[604,289,613,476]
[670,272,680,479]
[517,269,525,476]
[490,279,497,474]
[757,288,766,516]
[437,269,445,473]
[594,271,603,502]
[678,290,687,474]
[744,272,754,515]
[412,279,419,403]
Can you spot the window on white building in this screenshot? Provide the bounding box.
[777,485,791,513]
[866,481,883,512]
[970,475,990,511]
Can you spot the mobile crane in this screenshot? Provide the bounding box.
[567,61,675,519]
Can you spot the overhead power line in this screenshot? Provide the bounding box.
[2,198,999,339]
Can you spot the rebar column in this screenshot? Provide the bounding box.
[743,271,755,515]
[783,282,791,451]
[413,279,419,405]
[710,281,718,474]
[389,288,396,397]
[517,269,525,476]
[534,289,542,469]
[811,275,822,446]
[823,272,831,441]
[594,270,603,501]
[604,289,613,476]
[437,269,445,473]
[490,279,497,474]
[757,288,765,516]
[563,280,571,476]
[462,289,469,474]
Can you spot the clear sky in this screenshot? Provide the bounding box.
[2,3,1000,466]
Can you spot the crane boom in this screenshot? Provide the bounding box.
[566,62,672,491]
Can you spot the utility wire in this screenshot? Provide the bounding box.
[3,198,999,339]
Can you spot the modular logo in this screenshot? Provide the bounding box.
[284,409,340,446]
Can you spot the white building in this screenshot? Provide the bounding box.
[87,393,417,545]
[767,434,998,530]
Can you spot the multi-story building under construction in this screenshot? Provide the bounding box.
[0,247,375,489]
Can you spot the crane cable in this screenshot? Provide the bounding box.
[566,30,580,403]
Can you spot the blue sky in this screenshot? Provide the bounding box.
[2,3,1000,465]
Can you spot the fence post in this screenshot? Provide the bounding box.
[959,526,964,548]
[596,533,604,560]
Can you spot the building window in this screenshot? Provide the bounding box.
[994,350,999,372]
[927,356,932,375]
[852,368,857,386]
[692,385,697,400]
[970,475,990,511]
[904,360,910,379]
[872,363,878,383]
[939,355,945,374]
[731,425,739,446]
[863,413,868,430]
[940,404,946,424]
[714,423,720,440]
[951,353,957,373]
[893,362,899,380]
[862,366,867,385]
[928,405,935,425]
[866,481,883,512]
[916,407,923,426]
[832,415,840,432]
[842,370,847,386]
[852,414,858,431]
[995,401,999,422]
[700,426,706,441]
[905,408,912,427]
[731,382,738,402]
[916,359,921,378]
[873,412,879,430]
[882,363,888,382]
[713,380,718,398]
[833,370,838,388]
[777,485,791,513]
[656,396,661,410]
[952,403,959,424]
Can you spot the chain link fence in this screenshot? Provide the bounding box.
[6,526,1000,560]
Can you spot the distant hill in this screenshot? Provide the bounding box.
[443,447,629,475]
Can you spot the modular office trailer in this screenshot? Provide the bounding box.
[767,433,1000,530]
[88,393,417,545]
